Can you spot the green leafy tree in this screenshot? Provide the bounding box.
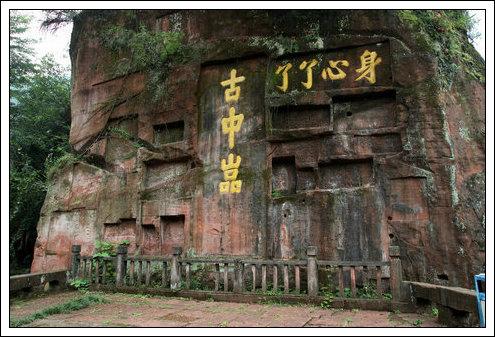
[40,10,80,32]
[9,12,71,274]
[9,12,36,92]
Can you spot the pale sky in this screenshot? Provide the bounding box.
[469,10,486,60]
[20,10,73,70]
[17,10,487,72]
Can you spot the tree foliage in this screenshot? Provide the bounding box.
[40,10,80,32]
[9,12,71,273]
[9,12,36,90]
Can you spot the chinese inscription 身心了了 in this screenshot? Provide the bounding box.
[275,49,382,92]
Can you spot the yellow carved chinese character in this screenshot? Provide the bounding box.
[219,180,242,193]
[275,63,292,92]
[321,60,349,80]
[220,69,246,102]
[219,153,242,194]
[221,153,241,180]
[299,59,318,89]
[219,181,230,193]
[355,50,382,84]
[221,107,244,149]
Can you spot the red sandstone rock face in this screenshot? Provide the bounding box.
[32,10,485,288]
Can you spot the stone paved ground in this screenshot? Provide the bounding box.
[10,291,443,328]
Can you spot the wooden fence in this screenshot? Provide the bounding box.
[71,244,404,300]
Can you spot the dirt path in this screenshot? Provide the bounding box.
[10,291,443,328]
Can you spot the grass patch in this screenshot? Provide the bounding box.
[68,278,89,291]
[320,286,335,309]
[10,293,107,327]
[413,319,423,327]
[343,317,353,327]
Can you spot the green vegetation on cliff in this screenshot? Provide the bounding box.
[398,10,484,86]
[100,24,187,103]
[42,10,198,104]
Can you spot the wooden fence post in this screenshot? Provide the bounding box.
[389,245,403,301]
[71,245,81,279]
[233,260,244,293]
[161,261,167,287]
[115,244,128,286]
[261,264,267,292]
[170,246,182,290]
[214,263,220,291]
[307,246,318,297]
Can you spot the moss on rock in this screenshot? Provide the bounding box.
[397,10,485,86]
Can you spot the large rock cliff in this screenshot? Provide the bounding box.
[32,10,485,288]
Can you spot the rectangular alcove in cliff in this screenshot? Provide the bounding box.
[272,156,296,195]
[153,120,184,145]
[332,91,397,133]
[107,115,139,137]
[269,104,332,141]
[296,167,317,191]
[354,133,403,155]
[319,159,374,189]
[103,219,136,246]
[160,215,185,255]
[141,224,161,255]
[144,160,189,190]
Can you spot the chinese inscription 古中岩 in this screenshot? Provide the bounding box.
[219,69,245,194]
